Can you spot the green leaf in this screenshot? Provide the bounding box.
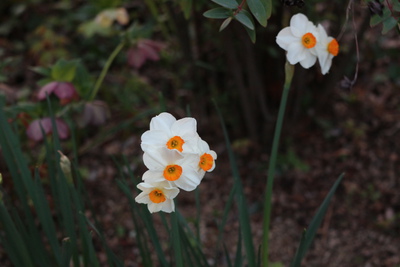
[263,0,272,19]
[203,7,231,19]
[290,173,345,267]
[30,66,51,77]
[179,0,192,19]
[220,17,233,31]
[234,10,255,30]
[370,7,390,27]
[393,0,400,12]
[247,0,267,27]
[211,0,238,9]
[382,16,398,34]
[245,26,256,43]
[51,59,79,82]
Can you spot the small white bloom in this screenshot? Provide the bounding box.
[276,13,319,69]
[195,139,217,179]
[142,147,201,191]
[141,112,200,154]
[315,24,339,75]
[135,181,179,213]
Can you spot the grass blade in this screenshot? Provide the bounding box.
[214,99,256,267]
[0,204,35,267]
[290,173,345,267]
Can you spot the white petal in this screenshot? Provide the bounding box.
[175,169,201,191]
[276,27,298,50]
[317,49,329,69]
[141,130,169,151]
[320,55,333,75]
[290,14,309,37]
[198,169,206,180]
[158,147,183,164]
[209,150,217,160]
[299,52,317,69]
[182,136,201,154]
[317,24,328,40]
[198,139,210,153]
[135,192,149,204]
[143,150,166,170]
[149,112,176,132]
[164,186,180,199]
[142,170,164,183]
[148,202,162,213]
[286,43,305,64]
[161,200,175,213]
[171,117,197,137]
[179,153,200,168]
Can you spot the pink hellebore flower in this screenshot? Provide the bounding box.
[127,39,165,69]
[26,117,69,142]
[37,81,78,105]
[82,100,110,126]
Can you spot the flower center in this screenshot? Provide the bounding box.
[301,33,317,49]
[163,164,183,181]
[328,39,339,56]
[166,136,184,152]
[149,189,166,203]
[199,153,214,171]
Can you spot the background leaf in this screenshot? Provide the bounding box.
[211,0,239,9]
[51,59,79,82]
[234,10,255,30]
[220,17,233,31]
[370,8,390,27]
[382,16,398,34]
[203,7,231,19]
[179,0,192,19]
[247,0,267,27]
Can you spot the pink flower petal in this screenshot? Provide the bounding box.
[127,47,147,69]
[26,117,69,142]
[37,82,58,100]
[53,82,78,101]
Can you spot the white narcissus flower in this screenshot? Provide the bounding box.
[196,139,217,179]
[315,24,339,75]
[142,147,201,191]
[141,112,200,154]
[276,13,319,69]
[135,181,179,213]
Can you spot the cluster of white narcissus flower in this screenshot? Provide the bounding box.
[135,112,217,213]
[276,13,339,75]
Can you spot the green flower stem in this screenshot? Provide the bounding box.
[89,41,125,101]
[262,61,294,267]
[171,209,183,267]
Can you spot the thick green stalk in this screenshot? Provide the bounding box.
[261,62,294,267]
[171,210,183,267]
[89,41,125,101]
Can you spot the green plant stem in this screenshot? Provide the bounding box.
[171,210,183,267]
[89,41,125,101]
[261,61,294,267]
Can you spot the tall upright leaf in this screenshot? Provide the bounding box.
[290,173,345,267]
[214,100,256,267]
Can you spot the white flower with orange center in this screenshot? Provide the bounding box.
[196,139,217,179]
[141,112,200,154]
[135,181,179,213]
[276,13,319,69]
[142,147,201,191]
[315,24,339,75]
